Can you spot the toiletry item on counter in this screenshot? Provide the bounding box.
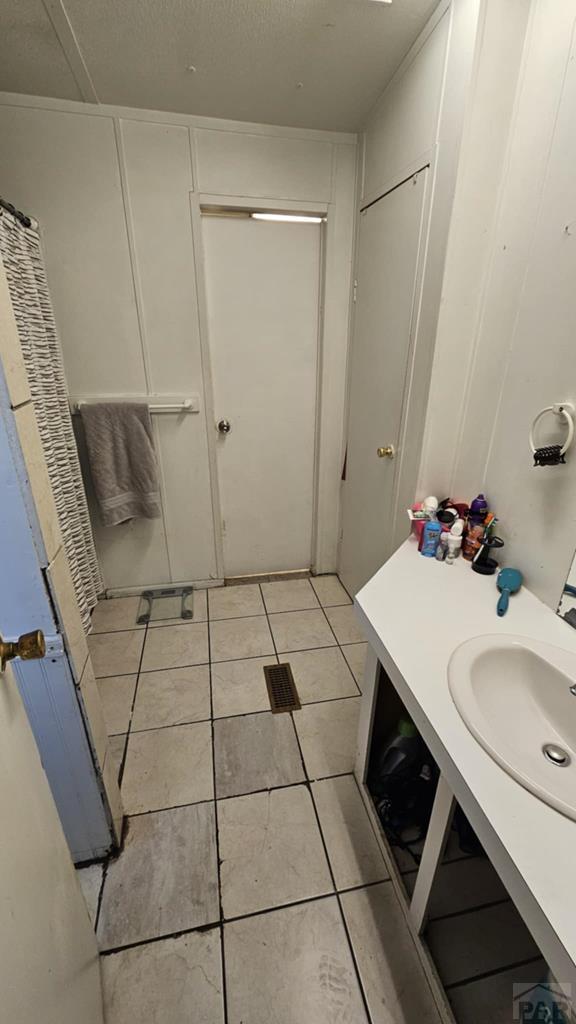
[445,520,464,564]
[421,519,442,557]
[435,534,448,560]
[462,493,490,561]
[451,501,470,520]
[462,520,484,560]
[422,495,439,518]
[409,496,439,547]
[437,498,467,525]
[437,506,459,531]
[469,493,489,519]
[472,534,504,575]
[496,567,523,616]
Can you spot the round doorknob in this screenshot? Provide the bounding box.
[377,445,395,459]
[217,419,231,434]
[0,630,46,671]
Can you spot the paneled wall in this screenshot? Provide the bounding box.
[361,4,450,205]
[346,0,479,558]
[0,98,356,590]
[420,0,576,610]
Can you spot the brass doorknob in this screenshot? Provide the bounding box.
[377,445,395,459]
[0,630,46,671]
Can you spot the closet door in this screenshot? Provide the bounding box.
[340,169,428,595]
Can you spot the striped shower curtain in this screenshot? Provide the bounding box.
[0,206,103,632]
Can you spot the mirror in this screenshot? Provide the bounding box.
[558,558,576,629]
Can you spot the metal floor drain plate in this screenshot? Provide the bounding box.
[264,663,301,714]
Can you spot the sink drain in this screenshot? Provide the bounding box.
[542,743,571,767]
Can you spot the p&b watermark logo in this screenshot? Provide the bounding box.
[512,981,572,1023]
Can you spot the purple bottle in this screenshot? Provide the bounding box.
[469,494,489,521]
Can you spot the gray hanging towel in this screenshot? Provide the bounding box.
[80,402,161,526]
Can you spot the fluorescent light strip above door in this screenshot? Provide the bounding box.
[200,207,325,223]
[251,213,325,223]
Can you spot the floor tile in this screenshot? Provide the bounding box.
[131,665,210,730]
[310,575,352,607]
[214,712,304,798]
[426,900,540,987]
[312,775,388,889]
[77,863,103,927]
[208,583,264,620]
[212,656,273,718]
[403,856,508,920]
[219,785,332,918]
[341,643,368,686]
[97,674,137,735]
[269,609,336,653]
[210,615,274,662]
[91,597,144,634]
[447,958,547,1024]
[148,588,208,625]
[293,697,360,779]
[98,803,219,949]
[88,630,144,678]
[225,898,369,1024]
[341,882,441,1024]
[287,647,359,703]
[325,605,366,644]
[107,734,126,781]
[261,578,319,613]
[121,721,213,814]
[141,622,208,671]
[102,930,224,1024]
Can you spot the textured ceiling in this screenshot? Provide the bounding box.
[0,0,439,131]
[0,0,81,101]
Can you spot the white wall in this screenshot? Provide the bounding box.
[361,4,451,206]
[420,0,576,610]
[418,0,533,499]
[0,97,356,589]
[341,0,479,564]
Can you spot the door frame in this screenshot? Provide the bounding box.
[190,192,331,578]
[339,150,436,575]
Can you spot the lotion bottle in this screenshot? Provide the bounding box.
[421,520,441,557]
[445,520,464,564]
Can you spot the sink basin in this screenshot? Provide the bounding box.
[448,634,576,821]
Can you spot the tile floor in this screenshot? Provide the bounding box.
[80,575,444,1023]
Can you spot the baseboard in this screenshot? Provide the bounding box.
[104,578,224,597]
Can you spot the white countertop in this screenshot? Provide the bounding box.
[355,538,576,978]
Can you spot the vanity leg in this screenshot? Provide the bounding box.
[410,774,456,934]
[355,645,380,784]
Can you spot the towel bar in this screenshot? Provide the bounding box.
[69,395,200,415]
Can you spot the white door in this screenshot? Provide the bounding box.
[202,215,321,577]
[340,170,428,595]
[0,653,103,1023]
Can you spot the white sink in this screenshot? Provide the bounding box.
[448,634,576,821]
